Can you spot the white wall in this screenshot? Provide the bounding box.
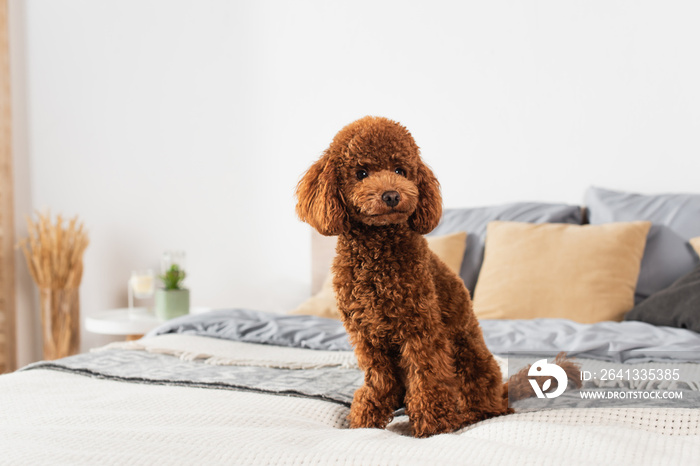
[11,0,700,364]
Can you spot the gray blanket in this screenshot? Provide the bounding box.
[21,309,700,411]
[25,349,360,406]
[23,346,700,412]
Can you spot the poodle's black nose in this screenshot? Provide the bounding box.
[382,191,400,207]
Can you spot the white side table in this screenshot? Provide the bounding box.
[86,307,212,341]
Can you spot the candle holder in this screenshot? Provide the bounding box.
[128,269,155,315]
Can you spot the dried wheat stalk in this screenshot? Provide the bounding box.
[17,213,88,359]
[17,212,89,289]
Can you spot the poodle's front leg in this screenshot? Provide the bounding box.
[349,338,404,430]
[400,332,467,437]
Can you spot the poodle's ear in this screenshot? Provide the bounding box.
[295,153,349,236]
[409,159,442,234]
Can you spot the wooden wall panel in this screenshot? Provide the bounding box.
[0,0,16,373]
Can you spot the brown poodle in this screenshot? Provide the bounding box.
[296,116,513,437]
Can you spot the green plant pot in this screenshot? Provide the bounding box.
[155,289,190,320]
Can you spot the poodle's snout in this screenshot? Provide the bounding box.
[382,191,401,208]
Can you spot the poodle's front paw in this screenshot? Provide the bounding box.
[348,386,394,429]
[411,409,463,438]
[408,391,465,438]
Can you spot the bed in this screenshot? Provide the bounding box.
[2,309,700,464]
[3,187,700,464]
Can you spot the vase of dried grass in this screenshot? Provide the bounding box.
[18,213,89,361]
[39,287,80,360]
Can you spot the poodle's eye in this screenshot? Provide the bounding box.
[356,169,369,180]
[395,168,407,177]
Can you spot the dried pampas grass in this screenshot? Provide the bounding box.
[18,212,89,289]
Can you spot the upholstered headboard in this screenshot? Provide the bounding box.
[311,230,337,294]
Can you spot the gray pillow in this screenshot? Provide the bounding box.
[585,186,700,303]
[625,265,700,333]
[428,202,583,294]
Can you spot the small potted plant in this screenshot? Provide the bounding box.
[155,263,190,320]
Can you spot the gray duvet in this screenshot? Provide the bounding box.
[147,309,700,362]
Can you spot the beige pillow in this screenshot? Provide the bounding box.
[424,231,468,276]
[473,221,651,323]
[291,231,468,319]
[691,237,700,257]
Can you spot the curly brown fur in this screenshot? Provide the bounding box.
[296,116,512,437]
[508,352,582,402]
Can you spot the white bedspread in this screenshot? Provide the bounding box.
[2,336,700,465]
